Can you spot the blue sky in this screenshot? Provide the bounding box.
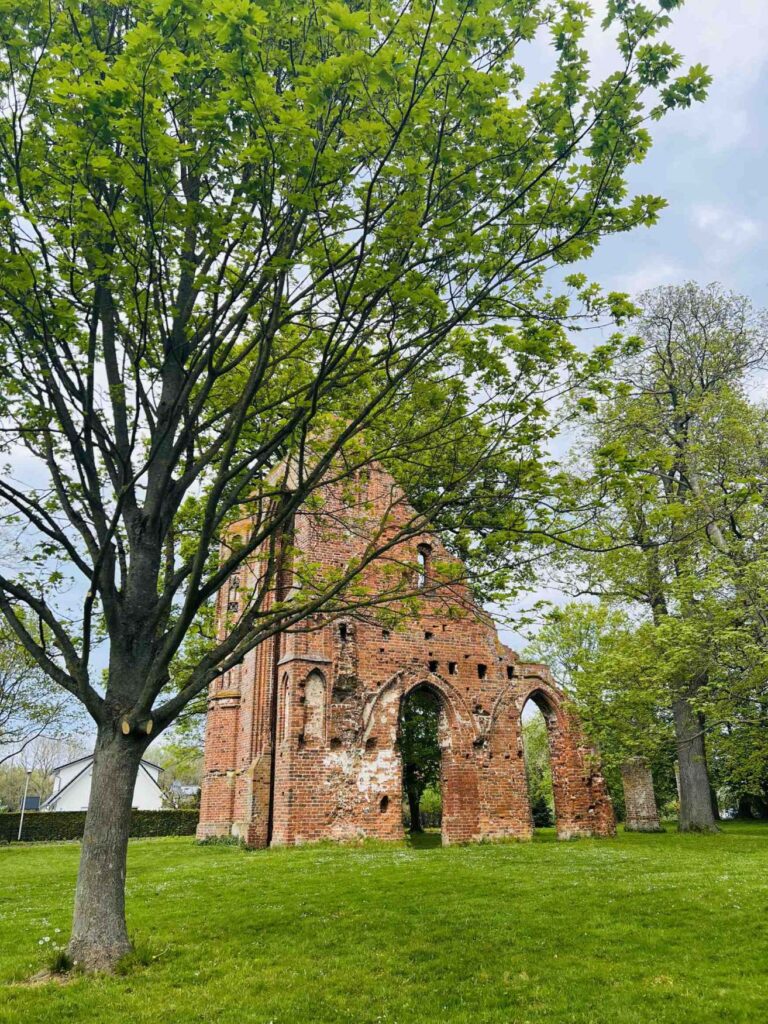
[501,0,768,655]
[580,0,768,305]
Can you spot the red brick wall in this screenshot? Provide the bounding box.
[198,464,615,845]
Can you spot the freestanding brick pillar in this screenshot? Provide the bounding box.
[621,757,662,832]
[198,462,616,847]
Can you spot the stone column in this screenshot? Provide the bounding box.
[621,756,662,832]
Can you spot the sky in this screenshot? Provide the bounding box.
[500,0,768,654]
[6,1,768,751]
[574,0,768,305]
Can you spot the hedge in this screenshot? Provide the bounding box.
[0,809,199,844]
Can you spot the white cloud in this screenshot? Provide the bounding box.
[610,259,688,295]
[692,203,759,243]
[691,203,762,265]
[584,1,768,152]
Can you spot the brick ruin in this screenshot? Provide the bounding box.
[198,462,615,846]
[621,757,662,832]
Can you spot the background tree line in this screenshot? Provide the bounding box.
[527,283,768,829]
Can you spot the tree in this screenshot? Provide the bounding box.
[555,283,768,831]
[0,625,72,766]
[399,687,441,832]
[521,712,554,826]
[0,0,707,968]
[154,731,204,808]
[525,602,676,818]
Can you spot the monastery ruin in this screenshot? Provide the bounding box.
[198,461,615,846]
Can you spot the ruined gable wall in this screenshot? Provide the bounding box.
[198,462,615,845]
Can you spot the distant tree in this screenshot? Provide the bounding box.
[522,712,554,826]
[530,795,554,829]
[399,689,441,833]
[552,283,768,832]
[154,732,204,808]
[0,763,49,811]
[0,734,90,810]
[525,602,677,816]
[0,0,708,968]
[0,626,70,767]
[709,708,768,820]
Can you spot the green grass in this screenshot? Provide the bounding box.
[1,823,767,1023]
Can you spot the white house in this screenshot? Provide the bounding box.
[42,755,164,812]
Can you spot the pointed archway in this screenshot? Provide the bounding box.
[521,698,555,831]
[399,685,442,842]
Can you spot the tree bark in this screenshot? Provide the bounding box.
[68,728,144,971]
[673,697,718,833]
[406,780,422,833]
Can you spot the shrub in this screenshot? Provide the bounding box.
[531,796,554,829]
[0,809,198,844]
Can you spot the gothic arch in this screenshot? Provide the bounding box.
[301,669,327,746]
[362,669,478,750]
[487,672,615,839]
[279,672,291,742]
[362,669,480,843]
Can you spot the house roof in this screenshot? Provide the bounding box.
[42,756,163,810]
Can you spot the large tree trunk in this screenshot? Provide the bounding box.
[406,780,422,833]
[673,697,718,833]
[68,729,144,971]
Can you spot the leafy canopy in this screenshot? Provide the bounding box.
[0,1,708,736]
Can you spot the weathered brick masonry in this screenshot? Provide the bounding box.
[621,756,662,832]
[199,463,615,846]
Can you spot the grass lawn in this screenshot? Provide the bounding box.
[1,823,767,1024]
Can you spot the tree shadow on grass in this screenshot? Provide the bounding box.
[405,829,442,850]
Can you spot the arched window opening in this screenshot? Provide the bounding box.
[303,670,326,745]
[279,674,290,742]
[416,544,431,588]
[521,697,555,831]
[399,686,442,843]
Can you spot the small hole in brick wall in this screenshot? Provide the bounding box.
[379,647,385,653]
[382,629,390,639]
[507,665,514,680]
[366,736,377,750]
[379,795,389,813]
[330,738,342,750]
[428,660,438,673]
[477,663,487,679]
[424,630,433,640]
[442,624,447,632]
[448,662,458,675]
[339,623,348,641]
[297,734,305,748]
